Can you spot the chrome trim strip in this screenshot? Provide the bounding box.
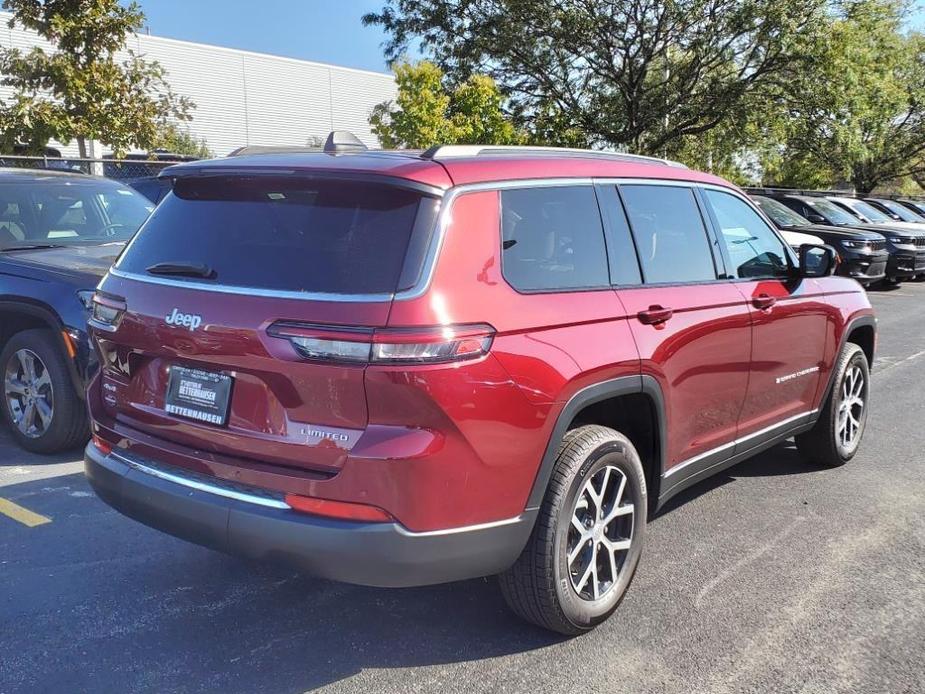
[665,409,819,478]
[106,267,395,303]
[87,317,118,333]
[110,451,292,510]
[397,514,528,537]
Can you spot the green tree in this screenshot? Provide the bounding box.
[155,123,213,159]
[769,0,925,193]
[0,0,193,157]
[370,60,520,148]
[364,0,827,155]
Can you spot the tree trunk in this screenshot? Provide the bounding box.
[77,137,87,159]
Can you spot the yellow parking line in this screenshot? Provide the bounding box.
[0,497,51,527]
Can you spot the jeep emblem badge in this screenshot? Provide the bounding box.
[165,308,202,331]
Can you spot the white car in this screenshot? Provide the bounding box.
[779,227,824,251]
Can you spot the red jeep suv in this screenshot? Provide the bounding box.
[85,137,875,635]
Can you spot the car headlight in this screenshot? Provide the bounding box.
[77,289,95,310]
[889,237,906,244]
[841,240,868,249]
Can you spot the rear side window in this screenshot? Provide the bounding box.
[500,186,609,291]
[620,185,717,283]
[116,176,439,295]
[703,190,791,280]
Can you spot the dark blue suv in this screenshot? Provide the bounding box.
[0,169,153,452]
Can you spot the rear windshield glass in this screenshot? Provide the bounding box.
[116,176,439,295]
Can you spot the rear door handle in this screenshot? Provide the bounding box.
[752,294,776,310]
[637,305,674,325]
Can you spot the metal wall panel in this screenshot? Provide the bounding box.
[0,12,396,158]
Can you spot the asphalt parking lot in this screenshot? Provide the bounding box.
[1,284,923,694]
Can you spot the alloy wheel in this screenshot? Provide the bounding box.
[837,364,866,452]
[567,464,635,601]
[4,348,54,438]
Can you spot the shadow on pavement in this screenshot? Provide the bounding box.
[0,471,563,694]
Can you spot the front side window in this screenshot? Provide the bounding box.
[705,190,791,280]
[500,185,609,291]
[620,185,717,283]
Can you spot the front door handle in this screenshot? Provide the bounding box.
[638,305,674,325]
[752,294,776,310]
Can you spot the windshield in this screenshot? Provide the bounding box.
[810,198,862,225]
[879,200,924,222]
[752,196,810,227]
[116,176,440,295]
[0,179,153,250]
[845,200,892,223]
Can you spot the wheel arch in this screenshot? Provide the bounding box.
[0,299,84,394]
[818,313,876,412]
[525,375,666,514]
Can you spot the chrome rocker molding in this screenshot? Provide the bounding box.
[657,409,819,505]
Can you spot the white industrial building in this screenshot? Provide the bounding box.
[0,11,397,157]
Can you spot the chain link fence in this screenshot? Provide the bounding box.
[0,154,197,181]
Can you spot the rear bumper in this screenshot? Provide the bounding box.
[84,443,534,587]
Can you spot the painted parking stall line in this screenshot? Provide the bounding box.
[0,497,52,527]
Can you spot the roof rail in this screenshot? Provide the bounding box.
[744,186,856,198]
[419,144,688,168]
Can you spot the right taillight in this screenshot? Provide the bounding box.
[89,292,126,331]
[267,322,494,365]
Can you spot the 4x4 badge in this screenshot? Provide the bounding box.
[165,308,202,331]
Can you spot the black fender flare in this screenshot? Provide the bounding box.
[524,374,667,511]
[815,313,877,418]
[0,298,85,395]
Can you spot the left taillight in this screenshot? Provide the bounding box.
[267,322,495,365]
[88,292,126,332]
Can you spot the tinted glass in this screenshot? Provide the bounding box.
[845,199,891,223]
[752,195,810,227]
[705,190,791,279]
[806,198,859,225]
[878,200,922,222]
[620,185,717,283]
[500,186,609,291]
[0,180,153,249]
[116,176,438,295]
[597,186,642,285]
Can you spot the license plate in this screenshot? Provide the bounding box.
[165,366,232,426]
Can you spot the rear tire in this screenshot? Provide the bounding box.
[498,425,647,635]
[796,343,869,467]
[0,329,88,454]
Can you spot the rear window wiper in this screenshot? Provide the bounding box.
[0,243,64,252]
[146,261,216,279]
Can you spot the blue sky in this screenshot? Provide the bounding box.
[132,0,397,73]
[133,0,925,75]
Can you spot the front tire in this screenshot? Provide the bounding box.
[796,343,869,467]
[499,425,647,635]
[0,328,88,454]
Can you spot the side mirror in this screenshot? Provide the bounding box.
[799,244,837,277]
[806,213,826,224]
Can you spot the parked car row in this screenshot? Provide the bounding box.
[0,140,880,635]
[746,188,925,286]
